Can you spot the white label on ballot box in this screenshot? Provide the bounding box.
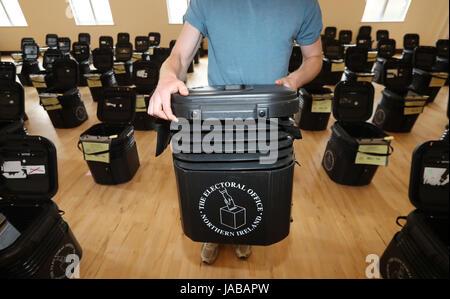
[1,161,46,178]
[423,167,449,186]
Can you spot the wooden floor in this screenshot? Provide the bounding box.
[3,56,449,278]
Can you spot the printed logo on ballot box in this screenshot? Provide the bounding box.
[199,182,263,237]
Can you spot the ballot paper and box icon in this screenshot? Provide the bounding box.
[219,188,247,230]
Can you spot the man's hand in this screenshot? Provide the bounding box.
[275,76,298,90]
[148,75,188,122]
[276,38,323,90]
[148,21,202,123]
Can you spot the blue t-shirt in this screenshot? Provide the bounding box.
[184,0,323,86]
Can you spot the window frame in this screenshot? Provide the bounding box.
[69,0,114,26]
[361,0,412,23]
[166,0,189,25]
[0,0,28,27]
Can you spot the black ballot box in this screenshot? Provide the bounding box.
[0,62,27,135]
[380,132,449,279]
[79,87,140,185]
[322,81,393,186]
[373,89,428,133]
[295,86,333,131]
[157,85,302,245]
[37,58,88,129]
[0,135,82,279]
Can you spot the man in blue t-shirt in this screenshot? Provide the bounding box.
[149,0,323,264]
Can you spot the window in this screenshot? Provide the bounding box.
[361,0,411,22]
[0,0,28,27]
[69,0,114,26]
[166,0,189,25]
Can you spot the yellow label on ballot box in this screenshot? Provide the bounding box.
[355,152,388,166]
[331,62,345,72]
[357,76,373,83]
[31,76,47,88]
[404,106,424,115]
[41,97,60,106]
[429,76,447,87]
[136,95,147,112]
[404,100,426,107]
[82,142,110,164]
[358,144,389,155]
[367,52,377,62]
[87,77,102,88]
[44,104,62,111]
[311,99,332,113]
[114,63,126,74]
[132,53,142,63]
[11,53,22,62]
[405,95,429,101]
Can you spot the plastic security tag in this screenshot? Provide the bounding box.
[355,152,388,166]
[136,69,148,79]
[16,64,22,75]
[429,74,448,87]
[136,95,147,112]
[113,63,126,74]
[86,74,102,88]
[82,142,110,164]
[331,62,345,72]
[30,75,47,88]
[404,106,424,115]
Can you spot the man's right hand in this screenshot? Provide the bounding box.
[148,21,202,122]
[148,75,189,122]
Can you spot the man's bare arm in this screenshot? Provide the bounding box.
[275,38,323,90]
[148,21,203,121]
